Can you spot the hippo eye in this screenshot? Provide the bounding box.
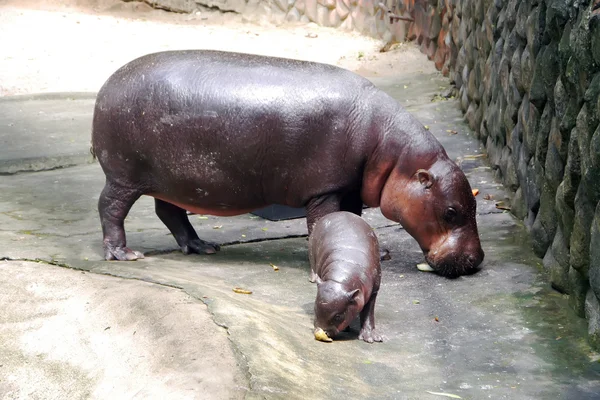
[444,207,458,224]
[332,313,345,323]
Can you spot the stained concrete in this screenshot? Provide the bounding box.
[1,60,600,399]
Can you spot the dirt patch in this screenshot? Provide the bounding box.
[0,0,435,96]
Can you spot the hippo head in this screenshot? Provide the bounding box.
[380,159,484,278]
[314,280,363,339]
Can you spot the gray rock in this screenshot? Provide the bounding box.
[545,0,570,42]
[556,181,576,245]
[515,1,529,39]
[329,8,341,27]
[577,104,595,175]
[563,129,581,208]
[520,46,534,93]
[589,202,600,301]
[544,140,565,188]
[295,0,305,13]
[335,0,349,20]
[569,266,589,318]
[522,99,540,159]
[429,8,442,40]
[511,186,528,219]
[526,5,545,57]
[591,12,600,67]
[535,101,553,168]
[460,84,470,113]
[570,183,594,274]
[546,226,570,293]
[305,0,318,22]
[531,181,558,257]
[316,4,329,26]
[558,21,573,71]
[523,158,542,213]
[274,0,291,12]
[285,7,301,22]
[584,73,600,105]
[585,289,600,349]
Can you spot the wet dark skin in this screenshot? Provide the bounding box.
[92,50,484,277]
[309,212,382,343]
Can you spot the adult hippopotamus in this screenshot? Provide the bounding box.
[309,211,382,343]
[91,50,484,277]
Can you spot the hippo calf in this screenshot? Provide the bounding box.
[91,50,484,277]
[309,211,382,343]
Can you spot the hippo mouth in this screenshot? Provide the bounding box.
[424,250,482,279]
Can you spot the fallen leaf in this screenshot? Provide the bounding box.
[426,391,462,399]
[213,225,223,229]
[463,154,486,160]
[270,263,280,271]
[104,326,111,331]
[472,189,480,196]
[484,194,493,200]
[305,32,318,38]
[446,129,458,135]
[403,85,408,89]
[413,300,420,305]
[434,316,439,322]
[556,336,562,340]
[241,234,247,238]
[197,216,209,219]
[233,287,252,294]
[417,263,434,272]
[424,125,430,130]
[261,227,268,231]
[495,202,511,211]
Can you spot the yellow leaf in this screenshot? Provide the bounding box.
[232,287,252,294]
[425,391,462,399]
[270,263,279,271]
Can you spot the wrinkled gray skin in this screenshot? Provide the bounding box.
[309,212,382,343]
[91,50,484,277]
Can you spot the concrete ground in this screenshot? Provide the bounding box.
[2,2,600,400]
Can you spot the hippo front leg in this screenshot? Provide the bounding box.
[306,194,342,235]
[98,181,144,261]
[358,291,383,343]
[154,199,220,255]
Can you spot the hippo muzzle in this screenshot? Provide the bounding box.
[425,233,484,278]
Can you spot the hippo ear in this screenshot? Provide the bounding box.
[348,289,361,304]
[416,169,434,189]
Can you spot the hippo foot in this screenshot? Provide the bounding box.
[181,239,221,255]
[105,246,145,261]
[380,249,391,261]
[358,328,384,343]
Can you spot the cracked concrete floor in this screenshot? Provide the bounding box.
[2,54,600,400]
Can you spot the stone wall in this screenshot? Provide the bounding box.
[130,0,411,42]
[404,0,600,349]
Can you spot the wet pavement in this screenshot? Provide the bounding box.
[1,64,600,399]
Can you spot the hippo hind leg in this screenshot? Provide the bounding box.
[98,181,144,261]
[154,199,220,255]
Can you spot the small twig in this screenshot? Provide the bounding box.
[378,3,415,22]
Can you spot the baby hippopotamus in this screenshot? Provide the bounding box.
[309,212,383,343]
